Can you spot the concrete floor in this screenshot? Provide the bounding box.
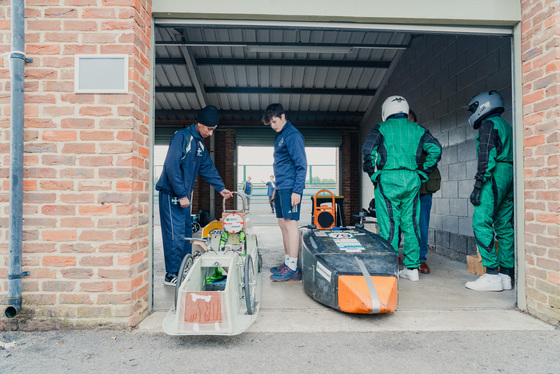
[144,196,550,333]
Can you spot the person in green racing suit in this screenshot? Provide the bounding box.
[362,96,442,282]
[465,90,514,292]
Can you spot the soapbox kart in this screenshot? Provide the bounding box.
[163,192,262,335]
[300,189,399,314]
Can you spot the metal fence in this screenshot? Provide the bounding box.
[154,164,338,196]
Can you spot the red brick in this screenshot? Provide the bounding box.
[43,106,75,117]
[77,180,113,191]
[60,243,95,253]
[29,268,57,279]
[24,92,57,102]
[60,217,94,227]
[61,268,94,279]
[79,106,113,116]
[62,143,96,154]
[42,230,78,242]
[45,7,79,18]
[24,167,57,178]
[42,280,76,292]
[99,242,136,253]
[60,94,95,104]
[23,180,37,191]
[22,191,56,205]
[60,193,95,204]
[22,217,56,227]
[42,205,76,215]
[61,118,95,129]
[24,118,56,128]
[60,168,95,179]
[98,293,132,304]
[26,44,61,55]
[81,33,118,43]
[42,155,76,165]
[116,181,143,191]
[60,294,93,304]
[23,243,57,253]
[39,180,74,190]
[80,131,115,141]
[79,205,113,215]
[43,81,74,92]
[117,250,146,266]
[64,20,98,31]
[62,44,97,55]
[79,230,114,241]
[98,268,132,279]
[83,8,116,18]
[43,255,77,267]
[27,20,62,31]
[80,281,113,292]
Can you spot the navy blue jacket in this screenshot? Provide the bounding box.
[156,124,225,199]
[273,121,307,195]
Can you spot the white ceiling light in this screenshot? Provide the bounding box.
[247,45,353,54]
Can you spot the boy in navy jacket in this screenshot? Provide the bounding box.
[156,105,233,286]
[262,104,307,282]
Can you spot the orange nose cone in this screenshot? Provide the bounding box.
[338,276,398,314]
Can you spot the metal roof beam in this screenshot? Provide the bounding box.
[156,86,376,96]
[155,41,408,50]
[155,120,360,130]
[156,57,391,69]
[155,109,365,118]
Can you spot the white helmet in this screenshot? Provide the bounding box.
[467,90,504,129]
[382,96,409,122]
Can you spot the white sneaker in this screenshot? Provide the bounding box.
[399,268,419,282]
[465,273,503,291]
[499,273,512,290]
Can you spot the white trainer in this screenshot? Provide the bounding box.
[399,268,419,282]
[499,273,512,290]
[465,273,503,291]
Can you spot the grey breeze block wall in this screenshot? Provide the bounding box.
[364,33,513,262]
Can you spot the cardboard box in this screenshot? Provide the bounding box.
[466,241,498,275]
[466,253,486,276]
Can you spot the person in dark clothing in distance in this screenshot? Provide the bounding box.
[262,175,276,214]
[241,176,253,212]
[408,109,441,274]
[156,105,233,286]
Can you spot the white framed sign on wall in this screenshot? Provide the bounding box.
[74,54,129,94]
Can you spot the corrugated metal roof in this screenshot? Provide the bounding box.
[154,25,411,131]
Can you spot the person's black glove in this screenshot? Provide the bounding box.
[470,181,483,206]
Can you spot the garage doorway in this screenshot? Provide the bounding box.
[151,20,520,312]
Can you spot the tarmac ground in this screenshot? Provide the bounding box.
[1,196,559,373]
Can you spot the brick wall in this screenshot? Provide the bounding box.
[214,129,236,215]
[340,131,361,225]
[521,0,560,325]
[362,33,513,262]
[0,0,152,329]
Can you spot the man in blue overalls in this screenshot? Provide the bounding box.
[156,105,233,286]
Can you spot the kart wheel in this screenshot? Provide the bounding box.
[174,254,193,310]
[192,222,201,233]
[243,255,256,315]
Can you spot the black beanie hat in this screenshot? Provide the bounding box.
[197,105,220,127]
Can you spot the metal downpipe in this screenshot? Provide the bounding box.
[6,0,29,318]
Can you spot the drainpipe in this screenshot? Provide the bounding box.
[6,0,31,318]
